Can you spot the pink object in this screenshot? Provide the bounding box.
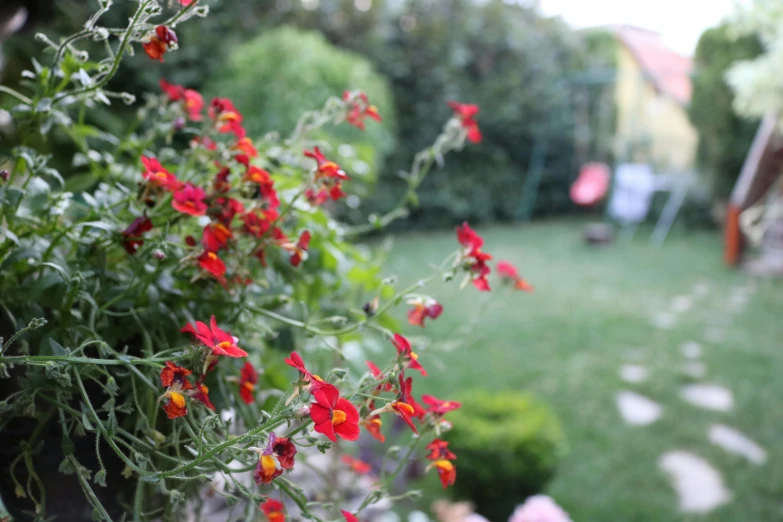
[570,162,610,206]
[508,495,573,522]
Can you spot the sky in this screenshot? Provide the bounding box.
[537,0,741,56]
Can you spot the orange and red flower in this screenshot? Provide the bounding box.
[172,184,208,216]
[447,101,481,143]
[191,380,215,411]
[202,223,232,252]
[159,361,194,419]
[242,209,279,238]
[343,91,382,131]
[197,251,226,279]
[260,499,285,522]
[141,156,182,192]
[214,197,245,225]
[432,459,457,488]
[391,333,426,376]
[252,432,297,485]
[371,374,419,434]
[365,361,393,392]
[143,25,177,62]
[496,261,534,292]
[121,216,153,255]
[421,395,461,415]
[182,315,248,358]
[361,415,385,443]
[310,383,360,442]
[341,454,372,474]
[426,439,457,461]
[304,147,349,180]
[406,298,443,327]
[239,361,258,405]
[233,137,258,158]
[209,97,243,133]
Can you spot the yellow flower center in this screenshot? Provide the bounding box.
[154,171,168,181]
[169,391,185,408]
[312,374,323,381]
[332,409,347,425]
[216,341,233,351]
[435,460,454,472]
[442,402,451,408]
[200,384,209,393]
[393,402,415,415]
[243,381,255,392]
[260,455,278,475]
[410,352,419,361]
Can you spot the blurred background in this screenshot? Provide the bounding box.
[1,0,782,520]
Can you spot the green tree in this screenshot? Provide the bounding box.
[688,25,762,199]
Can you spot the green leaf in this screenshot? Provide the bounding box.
[49,338,69,356]
[93,469,107,487]
[77,221,117,233]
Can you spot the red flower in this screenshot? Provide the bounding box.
[183,89,204,121]
[361,415,385,443]
[143,25,177,62]
[172,184,208,216]
[341,454,372,474]
[282,230,311,267]
[421,395,461,415]
[192,136,217,151]
[183,315,248,357]
[426,439,457,461]
[252,433,297,484]
[209,98,243,131]
[305,188,330,206]
[432,459,457,488]
[496,261,534,292]
[160,79,184,101]
[215,197,245,225]
[304,147,349,180]
[121,216,153,255]
[343,91,382,130]
[391,333,426,376]
[447,101,481,143]
[159,362,194,419]
[260,499,285,522]
[456,222,493,292]
[233,137,258,158]
[365,361,393,392]
[198,251,226,278]
[213,167,231,193]
[239,361,258,405]
[406,298,443,327]
[191,381,215,411]
[242,209,278,238]
[284,352,325,391]
[342,511,359,522]
[202,223,232,252]
[309,383,360,442]
[371,374,419,434]
[141,156,181,192]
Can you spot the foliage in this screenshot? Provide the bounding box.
[0,2,521,521]
[688,24,762,199]
[204,27,396,197]
[446,390,565,521]
[726,0,783,122]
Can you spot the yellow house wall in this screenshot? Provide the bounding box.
[614,45,698,171]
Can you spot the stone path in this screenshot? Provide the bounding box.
[613,281,766,517]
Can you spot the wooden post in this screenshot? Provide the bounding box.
[724,204,743,266]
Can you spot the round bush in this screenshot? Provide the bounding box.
[447,390,566,520]
[205,27,395,194]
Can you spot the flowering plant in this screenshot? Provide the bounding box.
[0,2,532,520]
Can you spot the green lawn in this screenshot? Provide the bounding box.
[383,219,783,522]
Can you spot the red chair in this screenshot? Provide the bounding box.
[570,162,610,207]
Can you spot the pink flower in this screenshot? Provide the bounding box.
[508,496,572,522]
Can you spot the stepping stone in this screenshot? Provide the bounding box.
[681,384,733,412]
[708,424,767,465]
[619,364,648,383]
[616,391,662,425]
[671,295,692,313]
[659,451,732,514]
[704,327,725,343]
[692,283,710,298]
[681,341,702,359]
[682,361,707,379]
[652,312,676,330]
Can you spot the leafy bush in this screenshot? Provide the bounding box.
[0,2,534,521]
[447,390,566,521]
[688,24,762,199]
[205,27,395,197]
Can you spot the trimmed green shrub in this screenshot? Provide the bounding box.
[447,390,566,520]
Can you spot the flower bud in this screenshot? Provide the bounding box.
[152,250,166,260]
[0,170,8,182]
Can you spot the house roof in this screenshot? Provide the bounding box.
[612,25,693,105]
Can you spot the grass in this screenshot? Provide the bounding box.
[379,219,783,522]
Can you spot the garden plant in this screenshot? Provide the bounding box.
[0,1,532,520]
